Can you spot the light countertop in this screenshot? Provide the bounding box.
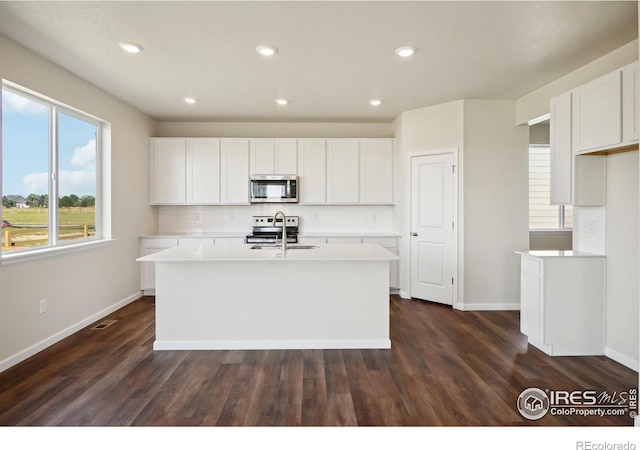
[138,243,399,262]
[140,232,246,238]
[515,250,605,258]
[141,232,400,238]
[141,231,400,239]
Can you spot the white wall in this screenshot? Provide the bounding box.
[392,101,464,300]
[158,121,393,138]
[392,100,528,310]
[462,100,530,309]
[516,40,638,125]
[604,151,639,370]
[0,35,157,371]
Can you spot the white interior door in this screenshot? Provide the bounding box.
[411,152,457,305]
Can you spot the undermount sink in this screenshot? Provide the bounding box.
[249,244,319,250]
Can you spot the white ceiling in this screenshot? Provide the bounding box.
[0,1,637,123]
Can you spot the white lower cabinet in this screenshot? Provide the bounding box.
[518,252,605,356]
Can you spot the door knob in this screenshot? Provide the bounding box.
[411,232,418,237]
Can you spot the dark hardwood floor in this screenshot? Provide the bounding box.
[0,295,636,426]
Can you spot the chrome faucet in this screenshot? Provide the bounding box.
[272,210,287,254]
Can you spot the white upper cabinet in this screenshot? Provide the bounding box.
[186,138,220,204]
[151,138,186,205]
[360,139,393,204]
[297,139,327,204]
[151,137,394,207]
[622,62,639,143]
[221,138,250,204]
[250,139,298,175]
[327,139,360,204]
[250,139,275,174]
[572,70,622,154]
[549,92,573,205]
[275,139,298,174]
[151,138,221,205]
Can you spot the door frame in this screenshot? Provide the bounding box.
[409,148,461,309]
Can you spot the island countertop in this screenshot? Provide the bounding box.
[137,243,399,262]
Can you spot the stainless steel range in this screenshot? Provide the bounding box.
[245,215,299,244]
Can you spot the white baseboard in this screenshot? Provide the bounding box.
[605,347,639,372]
[399,290,410,299]
[0,291,142,374]
[455,302,521,311]
[154,338,392,351]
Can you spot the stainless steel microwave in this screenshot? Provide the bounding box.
[249,175,298,203]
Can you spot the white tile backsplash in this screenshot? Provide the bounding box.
[573,206,606,254]
[157,205,395,234]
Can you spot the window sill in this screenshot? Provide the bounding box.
[1,239,115,266]
[529,230,573,234]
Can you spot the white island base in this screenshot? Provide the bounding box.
[140,244,397,350]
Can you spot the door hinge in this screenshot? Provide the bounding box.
[451,277,454,285]
[452,165,456,173]
[452,221,455,229]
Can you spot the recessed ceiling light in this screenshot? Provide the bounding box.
[118,42,143,54]
[369,99,382,106]
[256,45,278,57]
[395,46,416,58]
[183,97,198,104]
[275,98,288,105]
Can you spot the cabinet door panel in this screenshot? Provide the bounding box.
[298,139,326,204]
[360,139,393,204]
[572,71,622,153]
[275,139,298,174]
[187,138,220,204]
[221,139,250,204]
[327,139,359,203]
[622,62,639,143]
[550,93,572,205]
[151,138,186,204]
[250,139,275,175]
[520,272,541,341]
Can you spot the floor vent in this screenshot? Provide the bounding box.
[92,319,117,330]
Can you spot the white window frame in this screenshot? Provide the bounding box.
[1,80,112,264]
[528,145,572,232]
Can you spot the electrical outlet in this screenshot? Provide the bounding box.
[582,220,596,234]
[39,299,47,314]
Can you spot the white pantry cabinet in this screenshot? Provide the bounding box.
[220,139,250,205]
[297,139,327,204]
[250,139,297,175]
[517,252,605,356]
[151,138,220,205]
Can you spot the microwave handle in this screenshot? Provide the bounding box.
[286,179,291,199]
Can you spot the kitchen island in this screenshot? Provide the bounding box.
[137,243,398,350]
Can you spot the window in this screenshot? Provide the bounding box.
[529,145,572,230]
[1,82,104,255]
